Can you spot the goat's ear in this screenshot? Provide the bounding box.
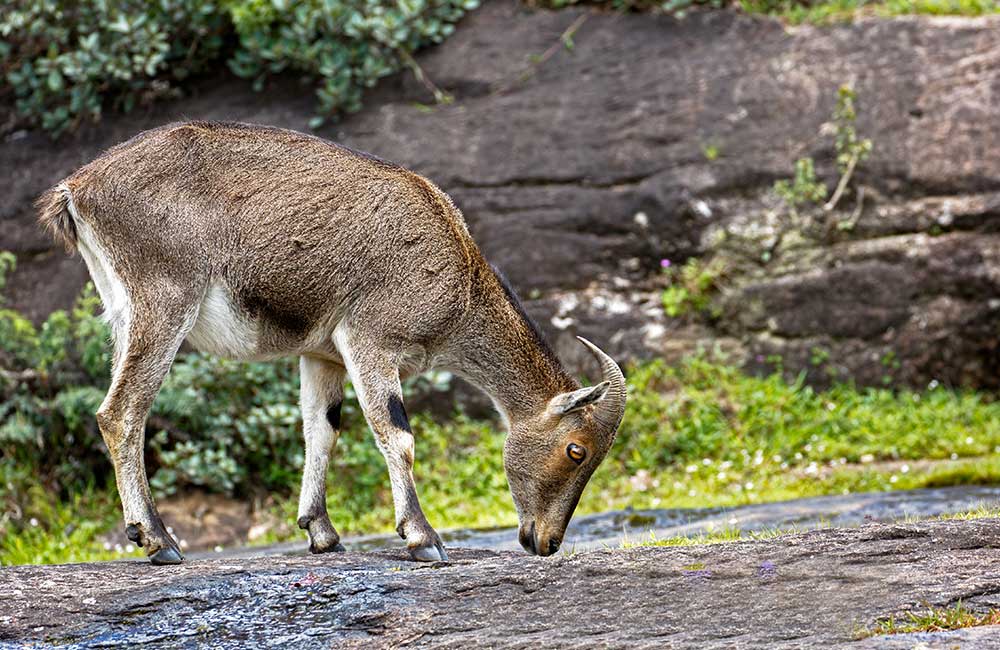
[549,381,611,416]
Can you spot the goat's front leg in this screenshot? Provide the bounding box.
[296,356,347,553]
[335,330,447,562]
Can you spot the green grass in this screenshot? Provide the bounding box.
[859,601,1000,638]
[740,0,1000,23]
[5,356,1000,565]
[619,525,810,548]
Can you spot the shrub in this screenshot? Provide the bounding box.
[660,258,726,318]
[228,0,478,128]
[1,0,477,135]
[1,0,229,134]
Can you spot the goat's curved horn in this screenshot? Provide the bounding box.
[576,336,626,433]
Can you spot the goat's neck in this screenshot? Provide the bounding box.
[447,269,577,424]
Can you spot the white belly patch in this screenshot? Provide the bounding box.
[186,283,260,359]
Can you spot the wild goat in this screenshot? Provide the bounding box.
[37,121,626,565]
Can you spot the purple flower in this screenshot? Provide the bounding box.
[660,259,672,269]
[758,561,777,579]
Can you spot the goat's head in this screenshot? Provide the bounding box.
[504,337,626,556]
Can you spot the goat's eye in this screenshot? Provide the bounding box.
[566,443,587,465]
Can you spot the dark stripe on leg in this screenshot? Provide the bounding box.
[387,395,410,431]
[326,401,342,429]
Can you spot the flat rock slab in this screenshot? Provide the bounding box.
[4,519,1000,648]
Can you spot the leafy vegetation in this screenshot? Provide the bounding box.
[773,157,827,213]
[1,0,477,135]
[860,602,1000,638]
[530,0,726,14]
[660,258,727,318]
[772,85,872,218]
[742,0,1000,23]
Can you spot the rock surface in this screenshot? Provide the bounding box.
[4,3,1000,385]
[4,518,1000,648]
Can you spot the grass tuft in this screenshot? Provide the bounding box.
[859,601,1000,638]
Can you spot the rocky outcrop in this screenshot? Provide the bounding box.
[4,518,1000,648]
[4,3,1000,386]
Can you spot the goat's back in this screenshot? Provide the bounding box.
[51,121,479,353]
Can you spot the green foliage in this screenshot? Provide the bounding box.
[1,0,229,134]
[862,602,1000,638]
[661,258,726,318]
[832,85,872,174]
[6,338,1000,563]
[773,157,827,208]
[1,0,476,135]
[741,0,1000,23]
[227,0,478,128]
[530,0,726,12]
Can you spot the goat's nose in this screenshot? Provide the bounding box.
[519,521,538,555]
[547,538,562,555]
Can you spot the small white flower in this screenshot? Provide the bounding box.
[688,489,697,497]
[900,464,910,474]
[965,436,975,445]
[29,518,39,527]
[744,482,754,490]
[702,458,712,466]
[727,516,738,526]
[214,545,224,553]
[685,464,698,474]
[124,544,134,553]
[794,452,803,460]
[860,454,875,464]
[951,453,959,460]
[716,471,727,481]
[890,475,899,483]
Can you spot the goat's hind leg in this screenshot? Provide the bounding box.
[97,290,199,565]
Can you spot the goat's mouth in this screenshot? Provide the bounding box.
[518,520,562,556]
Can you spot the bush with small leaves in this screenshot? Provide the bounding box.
[1,0,478,135]
[1,0,229,134]
[228,0,479,128]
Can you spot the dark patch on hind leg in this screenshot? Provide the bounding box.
[326,401,342,429]
[387,395,410,431]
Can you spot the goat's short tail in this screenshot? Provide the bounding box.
[35,183,79,252]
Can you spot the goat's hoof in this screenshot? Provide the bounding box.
[408,532,449,562]
[150,545,184,566]
[409,544,447,562]
[298,515,345,554]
